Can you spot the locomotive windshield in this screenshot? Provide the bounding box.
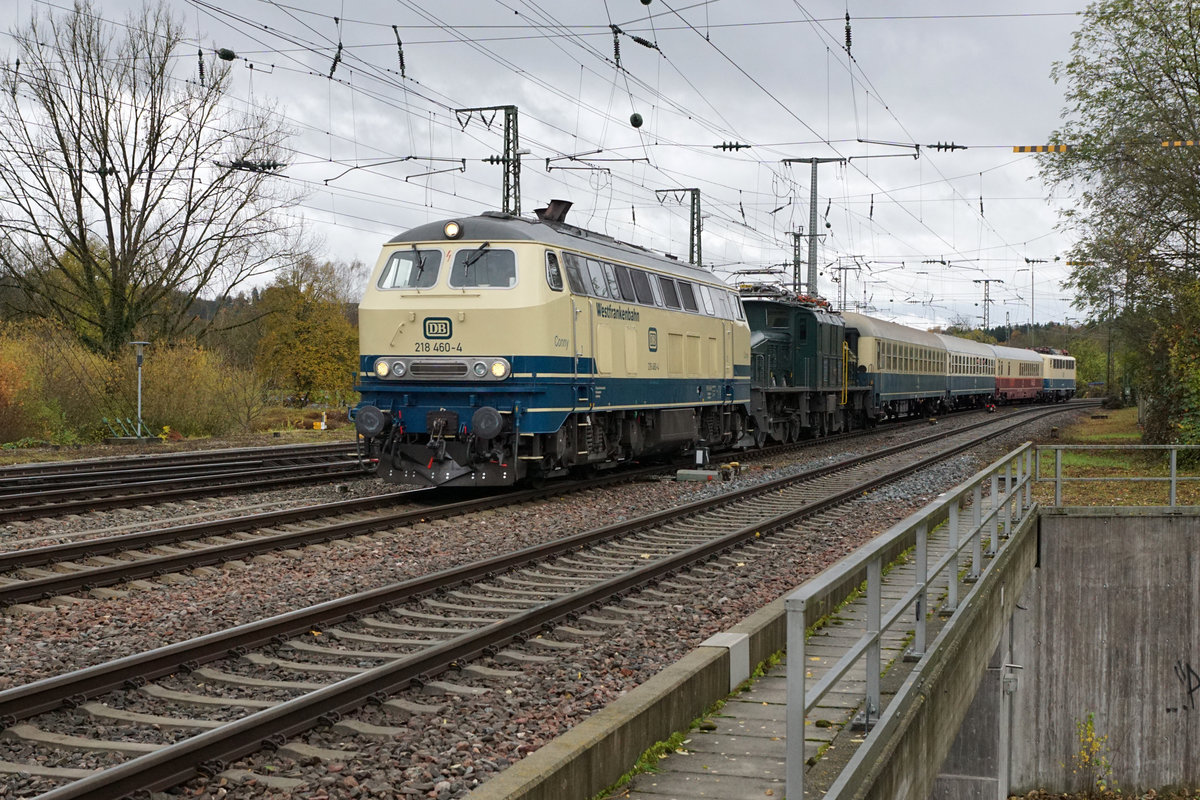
[378,248,442,289]
[449,248,517,288]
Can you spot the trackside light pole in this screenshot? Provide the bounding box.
[131,341,149,438]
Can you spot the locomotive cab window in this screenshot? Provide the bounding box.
[378,248,443,290]
[698,285,716,315]
[545,251,564,292]
[449,247,517,288]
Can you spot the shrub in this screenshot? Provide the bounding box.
[126,343,241,437]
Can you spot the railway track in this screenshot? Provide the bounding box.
[0,404,1082,799]
[0,408,1021,609]
[0,442,370,523]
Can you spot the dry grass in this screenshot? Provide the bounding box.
[1031,408,1200,506]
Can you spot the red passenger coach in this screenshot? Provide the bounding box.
[993,345,1043,403]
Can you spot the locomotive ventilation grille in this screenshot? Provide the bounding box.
[409,361,470,377]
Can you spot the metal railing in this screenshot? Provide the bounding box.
[784,443,1036,799]
[1036,444,1200,506]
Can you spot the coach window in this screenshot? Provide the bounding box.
[677,281,700,312]
[562,252,587,294]
[659,276,682,309]
[449,247,516,288]
[378,248,442,289]
[585,259,610,297]
[545,251,564,292]
[698,285,716,315]
[630,269,655,305]
[614,265,638,302]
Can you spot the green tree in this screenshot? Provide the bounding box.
[1042,0,1200,439]
[256,257,359,407]
[0,1,303,356]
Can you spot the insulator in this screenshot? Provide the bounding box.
[329,42,343,78]
[393,25,406,77]
[197,48,205,86]
[845,12,852,53]
[217,48,236,61]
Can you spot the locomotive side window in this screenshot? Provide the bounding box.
[449,248,517,288]
[614,265,638,302]
[677,281,700,312]
[630,269,656,305]
[562,252,587,293]
[602,262,623,299]
[378,248,442,289]
[586,259,610,297]
[731,291,746,320]
[767,310,789,328]
[545,251,564,292]
[698,285,716,315]
[659,276,682,309]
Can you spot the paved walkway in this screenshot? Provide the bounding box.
[603,530,960,799]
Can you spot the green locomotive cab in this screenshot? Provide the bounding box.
[739,285,869,443]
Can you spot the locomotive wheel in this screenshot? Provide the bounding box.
[753,428,766,449]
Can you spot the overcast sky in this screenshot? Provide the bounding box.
[5,0,1093,330]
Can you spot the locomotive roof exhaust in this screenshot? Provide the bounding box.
[534,199,572,223]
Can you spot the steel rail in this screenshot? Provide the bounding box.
[0,408,1056,606]
[0,404,1077,722]
[18,405,1085,799]
[0,442,357,478]
[0,462,372,523]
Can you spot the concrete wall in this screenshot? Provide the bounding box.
[1010,510,1200,794]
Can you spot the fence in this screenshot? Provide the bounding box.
[1037,444,1200,506]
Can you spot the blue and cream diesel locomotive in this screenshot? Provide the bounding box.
[352,201,1076,487]
[353,201,752,487]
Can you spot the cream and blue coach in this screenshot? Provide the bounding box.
[842,312,948,418]
[353,202,752,487]
[1038,350,1077,402]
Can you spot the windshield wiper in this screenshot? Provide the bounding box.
[461,241,491,277]
[411,244,426,278]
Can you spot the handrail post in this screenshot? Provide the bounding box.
[1025,447,1033,510]
[1002,461,1013,538]
[785,595,807,798]
[969,483,983,580]
[945,498,959,612]
[987,471,999,556]
[866,555,881,723]
[911,522,928,658]
[1170,447,1178,507]
[1055,447,1063,506]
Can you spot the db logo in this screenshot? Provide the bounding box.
[424,317,452,339]
[648,327,658,352]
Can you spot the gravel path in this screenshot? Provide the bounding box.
[0,407,1085,799]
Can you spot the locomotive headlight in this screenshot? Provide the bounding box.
[443,220,462,239]
[472,361,488,377]
[490,359,510,379]
[374,358,390,377]
[392,360,407,377]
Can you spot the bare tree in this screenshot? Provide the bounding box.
[0,0,305,355]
